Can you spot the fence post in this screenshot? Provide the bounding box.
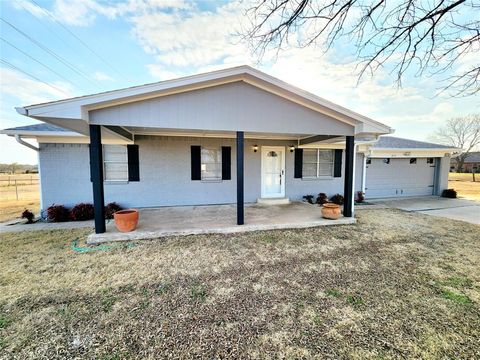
[15,179,18,200]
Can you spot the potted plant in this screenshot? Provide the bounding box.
[356,191,365,203]
[330,194,344,205]
[321,203,341,220]
[316,193,328,205]
[113,209,139,232]
[303,195,315,204]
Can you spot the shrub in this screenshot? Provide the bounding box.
[70,203,94,221]
[442,189,457,198]
[46,204,70,222]
[316,193,329,205]
[303,195,315,204]
[21,209,34,224]
[356,191,365,203]
[105,202,122,219]
[330,194,344,205]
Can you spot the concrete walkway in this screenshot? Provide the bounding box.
[0,218,95,234]
[373,196,480,225]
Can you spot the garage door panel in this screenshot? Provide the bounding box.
[365,158,435,198]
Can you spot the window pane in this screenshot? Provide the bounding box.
[318,150,333,162]
[303,150,317,163]
[104,145,127,162]
[201,148,221,164]
[201,148,222,180]
[318,163,333,176]
[303,164,317,177]
[105,163,128,181]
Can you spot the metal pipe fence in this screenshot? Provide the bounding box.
[0,177,40,201]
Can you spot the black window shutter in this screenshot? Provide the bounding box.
[334,149,342,177]
[294,148,303,178]
[127,144,140,181]
[221,146,231,180]
[191,145,201,180]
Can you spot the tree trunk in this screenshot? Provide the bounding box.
[456,158,465,173]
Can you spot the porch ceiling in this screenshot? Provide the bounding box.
[125,126,314,140]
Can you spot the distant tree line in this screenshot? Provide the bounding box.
[0,163,38,174]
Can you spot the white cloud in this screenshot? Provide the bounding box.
[146,65,184,80]
[13,0,193,27]
[12,0,48,18]
[0,67,75,164]
[0,67,74,105]
[130,1,247,67]
[50,0,192,27]
[93,71,113,81]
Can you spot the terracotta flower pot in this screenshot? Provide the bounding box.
[321,203,341,220]
[113,209,139,232]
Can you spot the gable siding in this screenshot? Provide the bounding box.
[89,82,354,136]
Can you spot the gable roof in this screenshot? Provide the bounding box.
[14,65,392,137]
[372,136,455,149]
[4,123,70,132]
[458,151,480,162]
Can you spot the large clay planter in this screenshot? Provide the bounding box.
[321,203,341,220]
[114,209,139,232]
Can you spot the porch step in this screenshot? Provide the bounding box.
[256,197,290,205]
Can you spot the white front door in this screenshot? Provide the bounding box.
[261,146,286,198]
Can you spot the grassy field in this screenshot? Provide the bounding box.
[448,172,480,201]
[0,174,40,222]
[0,209,478,358]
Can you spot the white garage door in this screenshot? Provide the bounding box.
[365,158,436,198]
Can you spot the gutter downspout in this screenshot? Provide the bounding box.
[15,134,39,151]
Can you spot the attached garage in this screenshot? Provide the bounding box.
[365,157,436,198]
[358,136,458,200]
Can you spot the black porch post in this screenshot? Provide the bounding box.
[343,135,355,217]
[89,124,106,233]
[236,131,244,225]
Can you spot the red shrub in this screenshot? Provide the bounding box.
[46,204,70,222]
[21,209,35,224]
[70,203,94,221]
[330,194,344,205]
[105,202,123,219]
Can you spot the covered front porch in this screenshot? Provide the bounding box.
[88,126,358,235]
[87,201,356,244]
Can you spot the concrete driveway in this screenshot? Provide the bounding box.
[373,196,480,225]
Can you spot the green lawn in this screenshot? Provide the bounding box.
[1,209,479,359]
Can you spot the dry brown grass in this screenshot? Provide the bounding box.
[0,184,40,223]
[448,173,480,201]
[0,209,479,359]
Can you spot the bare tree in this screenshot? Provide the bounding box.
[243,0,480,96]
[434,114,480,175]
[9,162,18,174]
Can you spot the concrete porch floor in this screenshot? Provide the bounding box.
[87,202,356,244]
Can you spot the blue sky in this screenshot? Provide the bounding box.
[0,0,478,164]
